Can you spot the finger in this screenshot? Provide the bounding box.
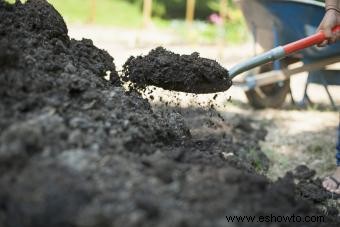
[329,33,337,44]
[318,40,328,47]
[323,28,333,39]
[336,31,340,41]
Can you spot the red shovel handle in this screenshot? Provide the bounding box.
[283,25,340,54]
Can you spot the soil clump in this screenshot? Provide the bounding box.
[122,47,232,94]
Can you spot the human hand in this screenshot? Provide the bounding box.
[317,9,340,46]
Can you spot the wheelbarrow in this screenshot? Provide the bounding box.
[237,0,340,109]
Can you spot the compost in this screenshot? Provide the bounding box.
[0,1,339,227]
[122,47,232,93]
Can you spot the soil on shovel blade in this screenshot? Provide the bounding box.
[122,47,232,93]
[0,1,339,227]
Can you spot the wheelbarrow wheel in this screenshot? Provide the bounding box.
[245,63,290,109]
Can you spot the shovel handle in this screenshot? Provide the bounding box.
[284,25,340,54]
[228,25,339,79]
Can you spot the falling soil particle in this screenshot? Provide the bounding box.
[122,47,232,94]
[0,1,339,227]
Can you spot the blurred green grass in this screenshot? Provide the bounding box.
[5,0,249,44]
[4,0,144,27]
[48,0,143,27]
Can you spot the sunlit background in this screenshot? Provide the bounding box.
[47,0,248,43]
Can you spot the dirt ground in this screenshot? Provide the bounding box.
[1,1,340,227]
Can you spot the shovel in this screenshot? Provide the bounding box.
[227,25,340,81]
[155,25,340,94]
[127,26,339,94]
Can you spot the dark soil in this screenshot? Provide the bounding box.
[0,1,339,227]
[122,47,232,94]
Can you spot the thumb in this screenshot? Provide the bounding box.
[319,25,334,46]
[322,26,333,38]
[318,39,329,47]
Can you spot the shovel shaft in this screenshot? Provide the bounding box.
[229,25,340,79]
[284,25,340,54]
[228,46,285,78]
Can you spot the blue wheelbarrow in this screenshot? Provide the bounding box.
[237,0,340,109]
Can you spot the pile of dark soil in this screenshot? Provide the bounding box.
[0,1,339,227]
[122,47,232,94]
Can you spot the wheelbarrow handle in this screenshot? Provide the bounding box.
[283,25,340,54]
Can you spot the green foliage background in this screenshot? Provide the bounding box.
[127,0,236,19]
[4,0,248,44]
